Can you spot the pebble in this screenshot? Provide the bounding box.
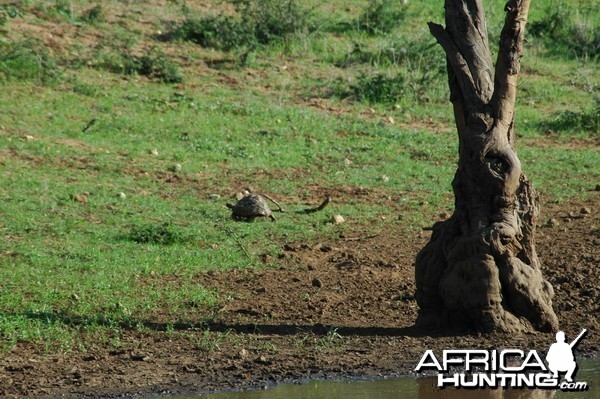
[150,149,159,156]
[209,194,221,200]
[332,214,345,224]
[71,194,88,203]
[546,218,559,228]
[117,192,126,199]
[173,163,182,172]
[343,158,352,167]
[380,175,390,183]
[580,207,591,214]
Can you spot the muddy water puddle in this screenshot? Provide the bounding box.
[169,359,598,399]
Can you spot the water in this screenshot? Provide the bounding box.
[169,359,599,399]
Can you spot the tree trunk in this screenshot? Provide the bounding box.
[414,0,559,333]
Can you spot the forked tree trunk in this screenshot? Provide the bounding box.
[414,0,559,332]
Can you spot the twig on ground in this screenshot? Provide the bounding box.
[342,234,380,241]
[225,227,252,261]
[300,196,332,214]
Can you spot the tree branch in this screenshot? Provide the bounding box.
[428,22,479,109]
[491,0,532,130]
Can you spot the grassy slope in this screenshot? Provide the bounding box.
[0,0,598,351]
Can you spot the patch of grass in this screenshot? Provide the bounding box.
[0,39,61,83]
[128,222,189,245]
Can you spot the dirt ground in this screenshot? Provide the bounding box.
[0,197,598,398]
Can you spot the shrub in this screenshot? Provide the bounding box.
[101,48,183,83]
[235,0,308,45]
[169,0,309,50]
[79,5,104,24]
[541,98,600,134]
[172,14,255,51]
[128,223,188,245]
[528,4,599,60]
[330,39,446,104]
[0,40,61,83]
[356,0,406,35]
[351,73,407,103]
[0,4,22,28]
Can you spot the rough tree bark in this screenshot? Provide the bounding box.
[414,0,559,333]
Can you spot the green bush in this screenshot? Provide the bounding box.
[0,40,61,83]
[541,99,600,134]
[172,14,255,51]
[128,223,188,245]
[79,5,104,24]
[0,4,22,27]
[101,48,183,83]
[356,0,406,35]
[528,4,599,60]
[170,0,309,50]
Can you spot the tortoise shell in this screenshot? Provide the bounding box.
[226,194,275,221]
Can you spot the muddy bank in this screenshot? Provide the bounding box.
[0,199,598,398]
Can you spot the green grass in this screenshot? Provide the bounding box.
[0,0,598,352]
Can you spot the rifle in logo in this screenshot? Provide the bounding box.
[545,329,587,382]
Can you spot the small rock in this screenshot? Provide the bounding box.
[439,212,451,220]
[235,192,245,200]
[209,194,221,200]
[238,349,249,360]
[546,218,559,228]
[343,158,352,167]
[332,214,345,224]
[386,116,395,124]
[71,293,80,301]
[71,194,88,203]
[312,278,323,288]
[173,163,182,172]
[380,175,390,183]
[116,192,126,199]
[255,355,270,365]
[580,207,591,214]
[130,353,150,361]
[150,149,159,156]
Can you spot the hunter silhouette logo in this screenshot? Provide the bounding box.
[415,329,589,391]
[546,329,586,383]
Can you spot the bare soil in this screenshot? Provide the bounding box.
[0,197,598,398]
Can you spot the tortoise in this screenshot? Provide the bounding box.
[226,194,275,221]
